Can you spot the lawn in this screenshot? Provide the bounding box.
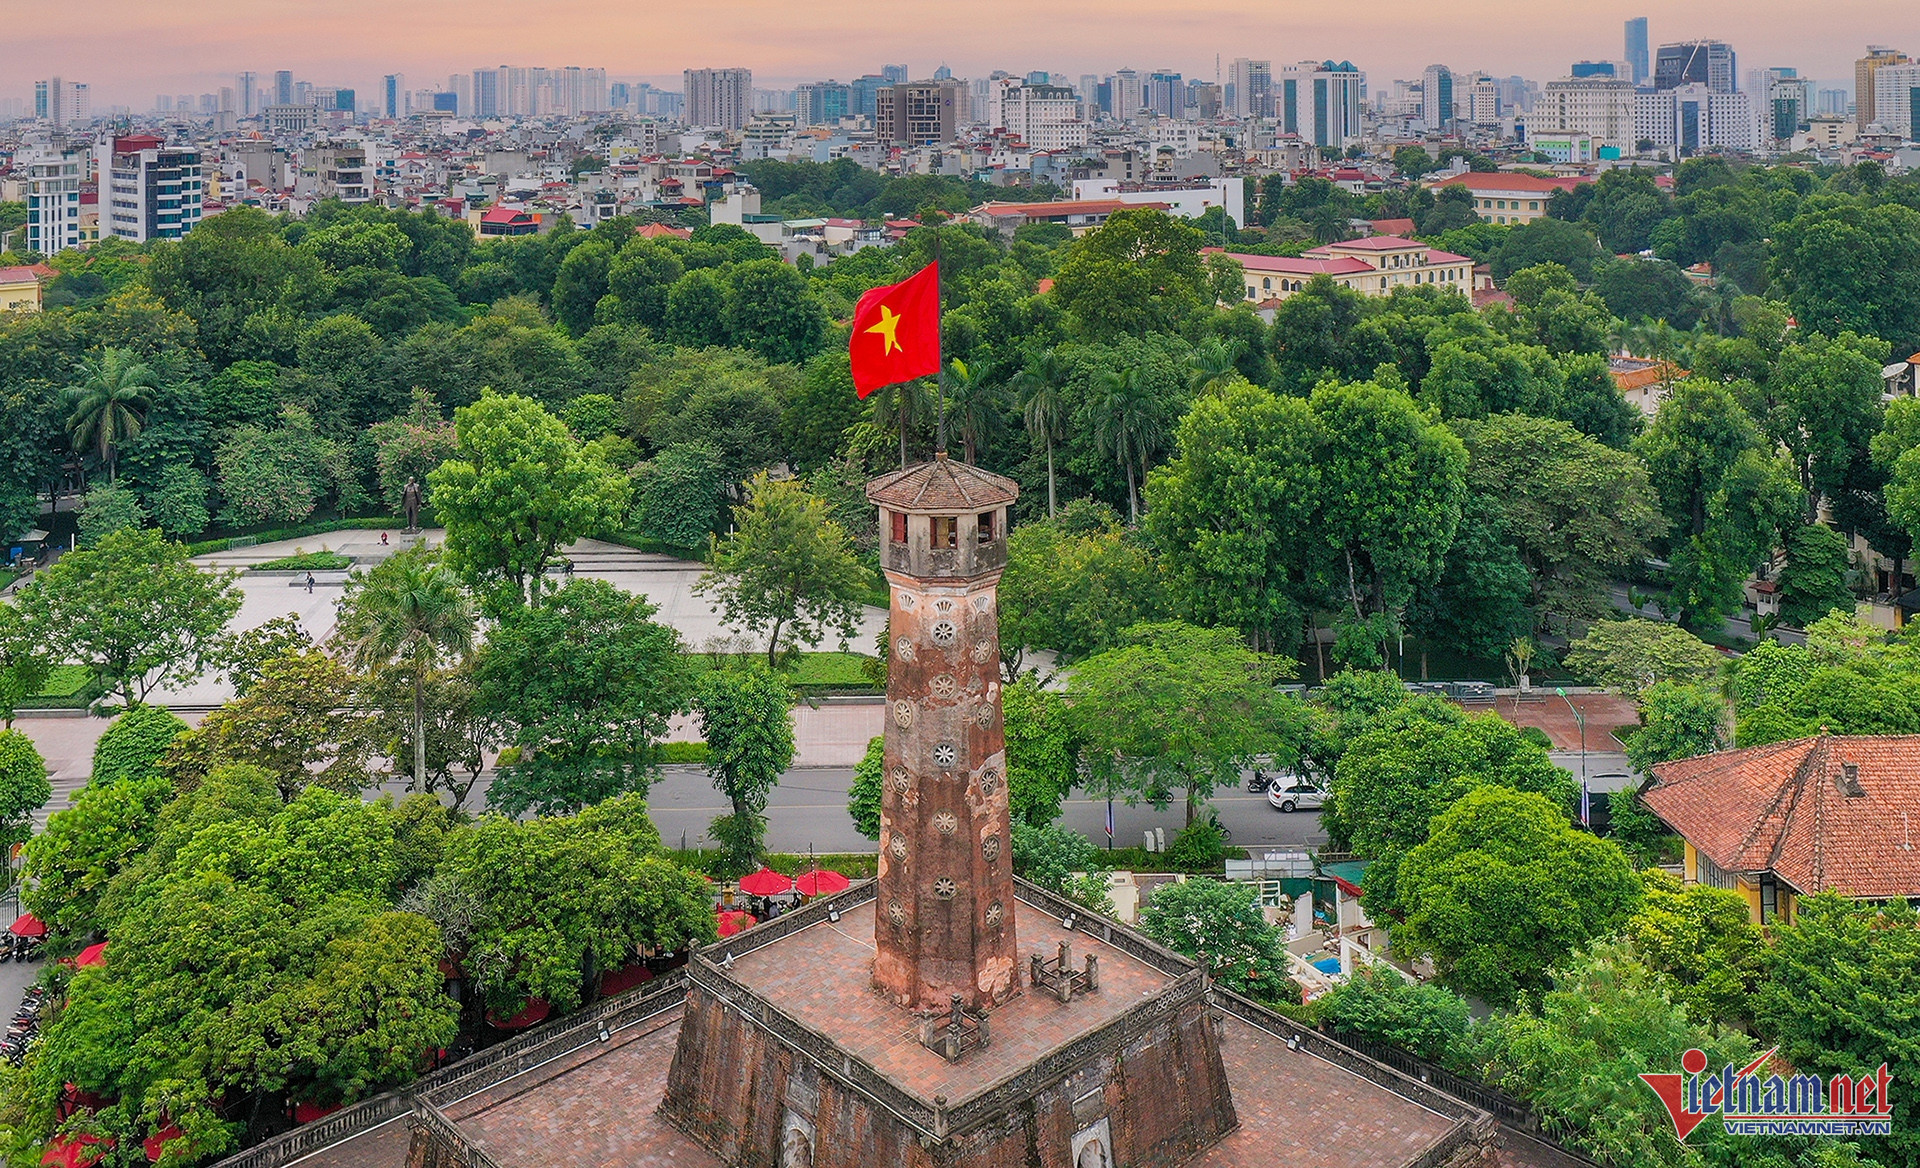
[691,651,882,695]
[251,550,353,571]
[33,665,92,699]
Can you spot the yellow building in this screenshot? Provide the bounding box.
[1640,734,1920,925]
[0,265,51,313]
[1430,172,1587,226]
[1210,236,1476,308]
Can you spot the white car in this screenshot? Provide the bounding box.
[1267,779,1327,813]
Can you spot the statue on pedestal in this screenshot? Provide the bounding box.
[402,478,423,533]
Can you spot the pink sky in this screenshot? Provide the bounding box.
[13,0,1908,106]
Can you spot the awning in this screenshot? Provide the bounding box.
[598,963,654,997]
[142,1125,183,1163]
[9,913,46,938]
[291,1102,340,1125]
[717,910,757,938]
[40,1134,110,1168]
[74,942,106,968]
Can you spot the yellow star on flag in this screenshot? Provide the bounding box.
[865,304,904,355]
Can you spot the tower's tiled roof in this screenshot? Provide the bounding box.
[867,455,1018,511]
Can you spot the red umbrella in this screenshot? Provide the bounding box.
[737,867,792,896]
[717,910,757,938]
[74,943,107,969]
[291,1102,341,1125]
[143,1125,183,1163]
[793,869,851,896]
[598,963,654,997]
[40,1134,110,1168]
[484,998,551,1030]
[9,913,46,938]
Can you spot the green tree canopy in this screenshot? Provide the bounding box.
[1564,619,1723,698]
[694,665,796,875]
[1396,787,1642,1003]
[1138,877,1295,1006]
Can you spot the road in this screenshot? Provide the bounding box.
[638,765,1330,855]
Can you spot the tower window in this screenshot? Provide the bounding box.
[977,512,994,543]
[931,516,958,549]
[890,510,907,543]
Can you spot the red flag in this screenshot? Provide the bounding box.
[850,262,941,398]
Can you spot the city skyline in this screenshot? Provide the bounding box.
[13,0,1899,107]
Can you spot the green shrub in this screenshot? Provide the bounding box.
[1166,819,1228,873]
[657,741,710,764]
[251,550,353,571]
[1316,964,1472,1063]
[91,705,190,786]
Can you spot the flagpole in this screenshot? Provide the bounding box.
[933,227,947,456]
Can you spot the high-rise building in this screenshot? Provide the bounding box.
[1636,83,1759,153]
[1276,62,1315,136]
[104,134,203,242]
[236,71,258,117]
[1227,59,1272,118]
[1464,73,1501,124]
[273,70,294,106]
[1110,69,1143,122]
[1856,47,1911,130]
[472,68,500,117]
[1144,71,1183,119]
[795,81,853,126]
[874,78,965,146]
[1305,60,1365,147]
[1537,77,1638,151]
[1655,41,1736,94]
[850,75,890,119]
[1871,63,1920,136]
[882,64,908,84]
[985,78,1087,150]
[1421,64,1454,132]
[24,150,83,254]
[1571,61,1619,79]
[1625,17,1650,85]
[383,74,405,119]
[1763,68,1810,142]
[33,78,89,127]
[684,67,752,129]
[1815,88,1849,117]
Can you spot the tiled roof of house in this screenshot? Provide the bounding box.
[1642,734,1920,899]
[1369,218,1416,236]
[866,454,1019,511]
[1432,172,1588,194]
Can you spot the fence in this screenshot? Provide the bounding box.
[205,973,689,1168]
[407,1098,504,1168]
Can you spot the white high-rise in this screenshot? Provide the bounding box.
[1871,64,1920,135]
[1421,64,1454,132]
[104,135,203,243]
[33,78,90,127]
[1536,77,1638,151]
[24,151,83,254]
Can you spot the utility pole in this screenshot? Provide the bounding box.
[1556,687,1589,826]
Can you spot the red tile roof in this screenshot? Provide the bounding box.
[1642,734,1920,899]
[866,454,1019,511]
[1370,218,1416,236]
[973,198,1169,219]
[1220,252,1378,276]
[1432,172,1588,194]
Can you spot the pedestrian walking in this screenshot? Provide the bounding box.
[305,572,315,594]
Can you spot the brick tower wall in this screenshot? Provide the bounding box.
[872,571,1020,1012]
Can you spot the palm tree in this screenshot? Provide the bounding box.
[65,348,156,485]
[1014,349,1070,518]
[1187,338,1244,396]
[1093,368,1167,525]
[868,378,936,469]
[338,546,477,793]
[944,359,1007,465]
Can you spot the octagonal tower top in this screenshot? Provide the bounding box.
[868,454,1019,582]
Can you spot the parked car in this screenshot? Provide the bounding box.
[1266,778,1327,813]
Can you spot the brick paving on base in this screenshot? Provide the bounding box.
[1484,693,1637,751]
[290,1003,1464,1168]
[723,898,1177,1104]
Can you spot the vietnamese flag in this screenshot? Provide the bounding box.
[850,263,941,398]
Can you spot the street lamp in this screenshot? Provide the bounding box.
[1555,687,1589,826]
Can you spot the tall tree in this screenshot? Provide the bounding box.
[335,546,478,793]
[1015,348,1070,517]
[696,473,873,668]
[19,527,242,707]
[428,390,631,607]
[0,730,51,856]
[1138,877,1295,1006]
[1091,365,1168,524]
[1070,621,1301,824]
[943,358,1006,465]
[474,578,691,816]
[694,665,796,875]
[65,347,156,485]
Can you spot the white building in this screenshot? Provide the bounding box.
[103,135,203,243]
[33,78,90,128]
[24,151,83,254]
[1635,84,1760,154]
[1072,177,1245,226]
[1421,65,1454,132]
[986,79,1088,151]
[1279,61,1365,148]
[1535,77,1637,152]
[1871,64,1920,137]
[1464,74,1501,126]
